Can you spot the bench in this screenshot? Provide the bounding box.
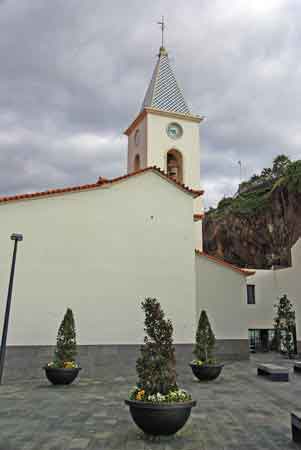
[291,412,301,442]
[257,363,289,381]
[294,361,301,373]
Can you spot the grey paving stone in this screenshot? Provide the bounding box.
[68,438,90,449]
[0,353,300,450]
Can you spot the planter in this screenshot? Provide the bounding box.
[190,363,223,381]
[44,366,81,385]
[125,399,196,436]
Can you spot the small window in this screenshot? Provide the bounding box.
[134,154,140,172]
[247,285,255,304]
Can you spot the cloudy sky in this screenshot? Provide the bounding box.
[0,0,300,207]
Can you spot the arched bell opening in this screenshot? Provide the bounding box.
[167,149,183,183]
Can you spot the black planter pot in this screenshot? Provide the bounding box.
[125,399,196,436]
[44,367,81,385]
[190,363,223,381]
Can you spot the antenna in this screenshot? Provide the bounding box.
[238,160,242,183]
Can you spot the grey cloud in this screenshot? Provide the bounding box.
[0,0,300,206]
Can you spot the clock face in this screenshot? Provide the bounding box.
[134,129,140,146]
[167,122,183,140]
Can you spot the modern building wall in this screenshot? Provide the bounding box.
[0,171,196,347]
[248,239,301,346]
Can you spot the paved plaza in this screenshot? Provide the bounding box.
[0,354,301,450]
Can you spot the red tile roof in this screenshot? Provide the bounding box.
[0,166,204,205]
[193,213,204,221]
[195,249,256,277]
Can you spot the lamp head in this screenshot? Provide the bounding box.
[10,233,23,242]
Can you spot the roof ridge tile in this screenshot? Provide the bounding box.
[0,167,204,205]
[195,249,256,277]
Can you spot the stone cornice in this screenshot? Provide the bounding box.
[124,108,203,136]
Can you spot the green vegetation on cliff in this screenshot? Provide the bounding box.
[208,155,301,217]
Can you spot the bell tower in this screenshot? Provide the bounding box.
[124,32,204,248]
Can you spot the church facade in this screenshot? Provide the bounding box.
[0,45,254,381]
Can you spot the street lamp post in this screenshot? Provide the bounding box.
[0,233,23,384]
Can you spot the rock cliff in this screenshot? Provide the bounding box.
[203,157,301,269]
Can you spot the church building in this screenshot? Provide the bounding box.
[0,43,255,381]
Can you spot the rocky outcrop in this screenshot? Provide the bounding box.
[203,186,301,269]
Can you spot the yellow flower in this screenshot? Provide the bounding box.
[136,389,145,401]
[63,361,76,368]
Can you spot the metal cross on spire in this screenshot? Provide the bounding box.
[157,16,165,48]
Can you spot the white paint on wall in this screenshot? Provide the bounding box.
[0,171,196,346]
[195,254,249,339]
[127,115,147,172]
[126,110,203,249]
[248,238,301,339]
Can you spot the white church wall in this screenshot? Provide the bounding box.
[127,115,147,172]
[0,171,196,346]
[248,238,301,342]
[195,254,249,340]
[194,220,203,251]
[146,111,204,251]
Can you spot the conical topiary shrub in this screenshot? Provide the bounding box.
[54,307,77,367]
[44,308,81,385]
[194,310,216,363]
[190,310,223,381]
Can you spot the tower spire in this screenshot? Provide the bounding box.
[157,16,165,50]
[140,22,190,115]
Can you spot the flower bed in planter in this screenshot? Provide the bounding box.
[190,360,223,381]
[190,310,223,382]
[44,308,81,386]
[125,298,196,436]
[44,361,81,385]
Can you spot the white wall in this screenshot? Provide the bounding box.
[0,171,196,346]
[248,239,301,338]
[195,254,249,339]
[127,110,204,249]
[147,112,203,249]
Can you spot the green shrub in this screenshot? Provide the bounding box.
[53,308,77,367]
[217,197,233,211]
[273,294,296,358]
[136,298,177,395]
[193,310,216,363]
[207,155,300,217]
[284,160,301,193]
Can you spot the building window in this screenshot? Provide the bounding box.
[247,284,255,304]
[134,154,140,172]
[167,149,183,183]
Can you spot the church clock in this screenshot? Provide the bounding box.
[166,122,183,140]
